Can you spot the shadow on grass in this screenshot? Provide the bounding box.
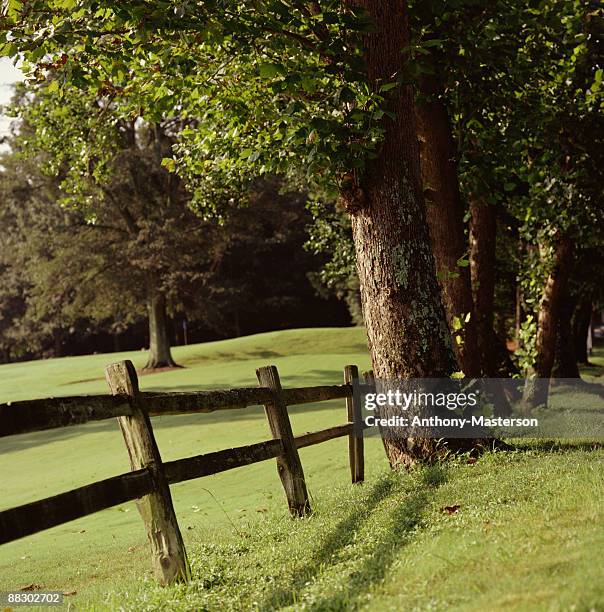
[581,363,604,378]
[256,465,447,610]
[509,439,603,453]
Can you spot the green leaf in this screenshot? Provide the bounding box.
[161,158,176,172]
[258,63,285,79]
[422,39,444,48]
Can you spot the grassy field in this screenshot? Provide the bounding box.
[0,328,603,611]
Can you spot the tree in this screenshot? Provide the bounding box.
[416,79,480,377]
[412,0,603,406]
[1,103,347,362]
[13,98,199,367]
[3,0,470,465]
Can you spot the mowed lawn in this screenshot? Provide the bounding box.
[0,328,376,603]
[0,328,603,611]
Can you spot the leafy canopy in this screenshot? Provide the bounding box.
[1,0,399,212]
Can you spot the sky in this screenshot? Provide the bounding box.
[0,56,25,140]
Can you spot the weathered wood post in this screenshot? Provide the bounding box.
[344,365,364,484]
[105,360,190,585]
[256,365,311,517]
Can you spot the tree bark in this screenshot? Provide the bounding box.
[53,331,63,358]
[573,298,592,365]
[145,274,178,369]
[416,78,481,377]
[469,199,518,379]
[553,289,580,378]
[523,236,573,407]
[346,0,482,468]
[468,198,515,416]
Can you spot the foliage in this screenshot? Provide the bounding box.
[0,82,347,359]
[1,0,603,366]
[305,200,362,324]
[0,0,394,211]
[515,315,538,374]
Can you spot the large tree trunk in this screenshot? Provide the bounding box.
[523,236,573,408]
[553,289,580,378]
[346,0,481,468]
[469,199,514,416]
[416,78,481,377]
[573,298,592,365]
[469,199,517,378]
[145,275,178,370]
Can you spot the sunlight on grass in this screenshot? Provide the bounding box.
[0,332,602,610]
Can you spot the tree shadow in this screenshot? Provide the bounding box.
[256,465,447,610]
[580,363,604,378]
[508,439,603,453]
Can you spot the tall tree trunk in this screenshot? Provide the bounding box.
[145,274,178,370]
[523,236,573,408]
[416,78,481,377]
[469,199,514,416]
[469,199,517,377]
[573,298,592,365]
[346,0,481,468]
[553,289,580,378]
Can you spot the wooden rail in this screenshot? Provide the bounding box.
[0,361,365,586]
[0,469,154,545]
[0,385,352,438]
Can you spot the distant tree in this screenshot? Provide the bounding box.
[0,96,344,363]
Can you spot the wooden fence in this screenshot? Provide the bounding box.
[0,361,367,585]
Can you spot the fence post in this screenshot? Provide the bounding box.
[105,360,190,586]
[344,365,364,484]
[256,365,311,517]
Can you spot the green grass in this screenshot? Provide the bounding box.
[0,329,603,611]
[109,446,604,612]
[0,327,375,604]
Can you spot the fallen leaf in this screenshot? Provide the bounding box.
[441,504,461,514]
[19,584,41,591]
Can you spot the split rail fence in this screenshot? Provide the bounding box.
[0,361,370,585]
